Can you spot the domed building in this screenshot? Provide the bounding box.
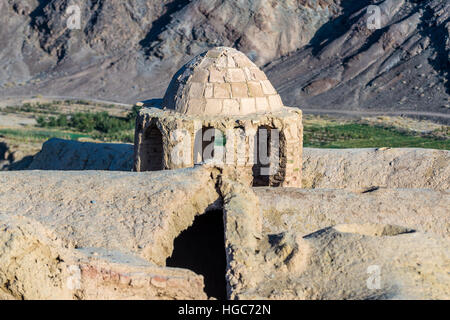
[134,47,303,187]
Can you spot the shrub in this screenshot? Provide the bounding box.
[35,107,139,140]
[126,105,142,121]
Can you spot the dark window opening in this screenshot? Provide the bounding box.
[193,127,226,164]
[202,126,215,162]
[141,126,164,171]
[253,126,272,186]
[166,210,227,300]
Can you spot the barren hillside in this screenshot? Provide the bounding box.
[0,0,448,121]
[266,0,450,118]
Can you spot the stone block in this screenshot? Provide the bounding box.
[223,99,240,114]
[234,54,255,68]
[261,80,277,95]
[268,94,283,110]
[206,50,223,58]
[205,99,223,115]
[227,56,236,68]
[250,68,267,81]
[243,67,253,81]
[214,83,231,98]
[204,83,214,98]
[255,97,269,112]
[198,57,214,69]
[248,81,264,97]
[227,68,247,82]
[209,68,225,83]
[240,98,256,114]
[191,69,209,83]
[231,83,249,98]
[187,99,205,114]
[216,55,227,68]
[189,82,205,98]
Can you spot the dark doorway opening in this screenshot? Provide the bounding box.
[166,210,227,300]
[141,126,164,171]
[252,126,285,187]
[202,126,215,162]
[253,126,271,186]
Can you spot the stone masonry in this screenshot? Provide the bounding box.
[134,47,303,187]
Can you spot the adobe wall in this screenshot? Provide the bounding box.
[1,167,449,300]
[134,107,303,187]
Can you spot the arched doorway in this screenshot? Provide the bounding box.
[141,125,164,171]
[252,126,283,186]
[202,126,215,162]
[166,210,227,299]
[199,127,225,163]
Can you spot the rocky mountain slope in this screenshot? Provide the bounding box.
[0,0,448,120]
[266,0,450,118]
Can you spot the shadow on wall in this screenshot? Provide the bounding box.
[0,142,34,171]
[140,125,164,172]
[166,210,227,300]
[140,99,163,109]
[26,138,134,171]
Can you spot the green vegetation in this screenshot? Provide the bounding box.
[303,123,450,150]
[65,99,91,105]
[4,102,59,114]
[62,99,115,108]
[35,105,142,142]
[4,100,117,115]
[2,99,448,149]
[0,128,90,142]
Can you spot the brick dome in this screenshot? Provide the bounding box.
[162,47,284,116]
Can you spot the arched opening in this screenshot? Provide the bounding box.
[199,127,226,163]
[252,126,283,186]
[202,126,215,162]
[166,210,227,300]
[140,125,164,171]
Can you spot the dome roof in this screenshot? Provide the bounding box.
[162,47,284,116]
